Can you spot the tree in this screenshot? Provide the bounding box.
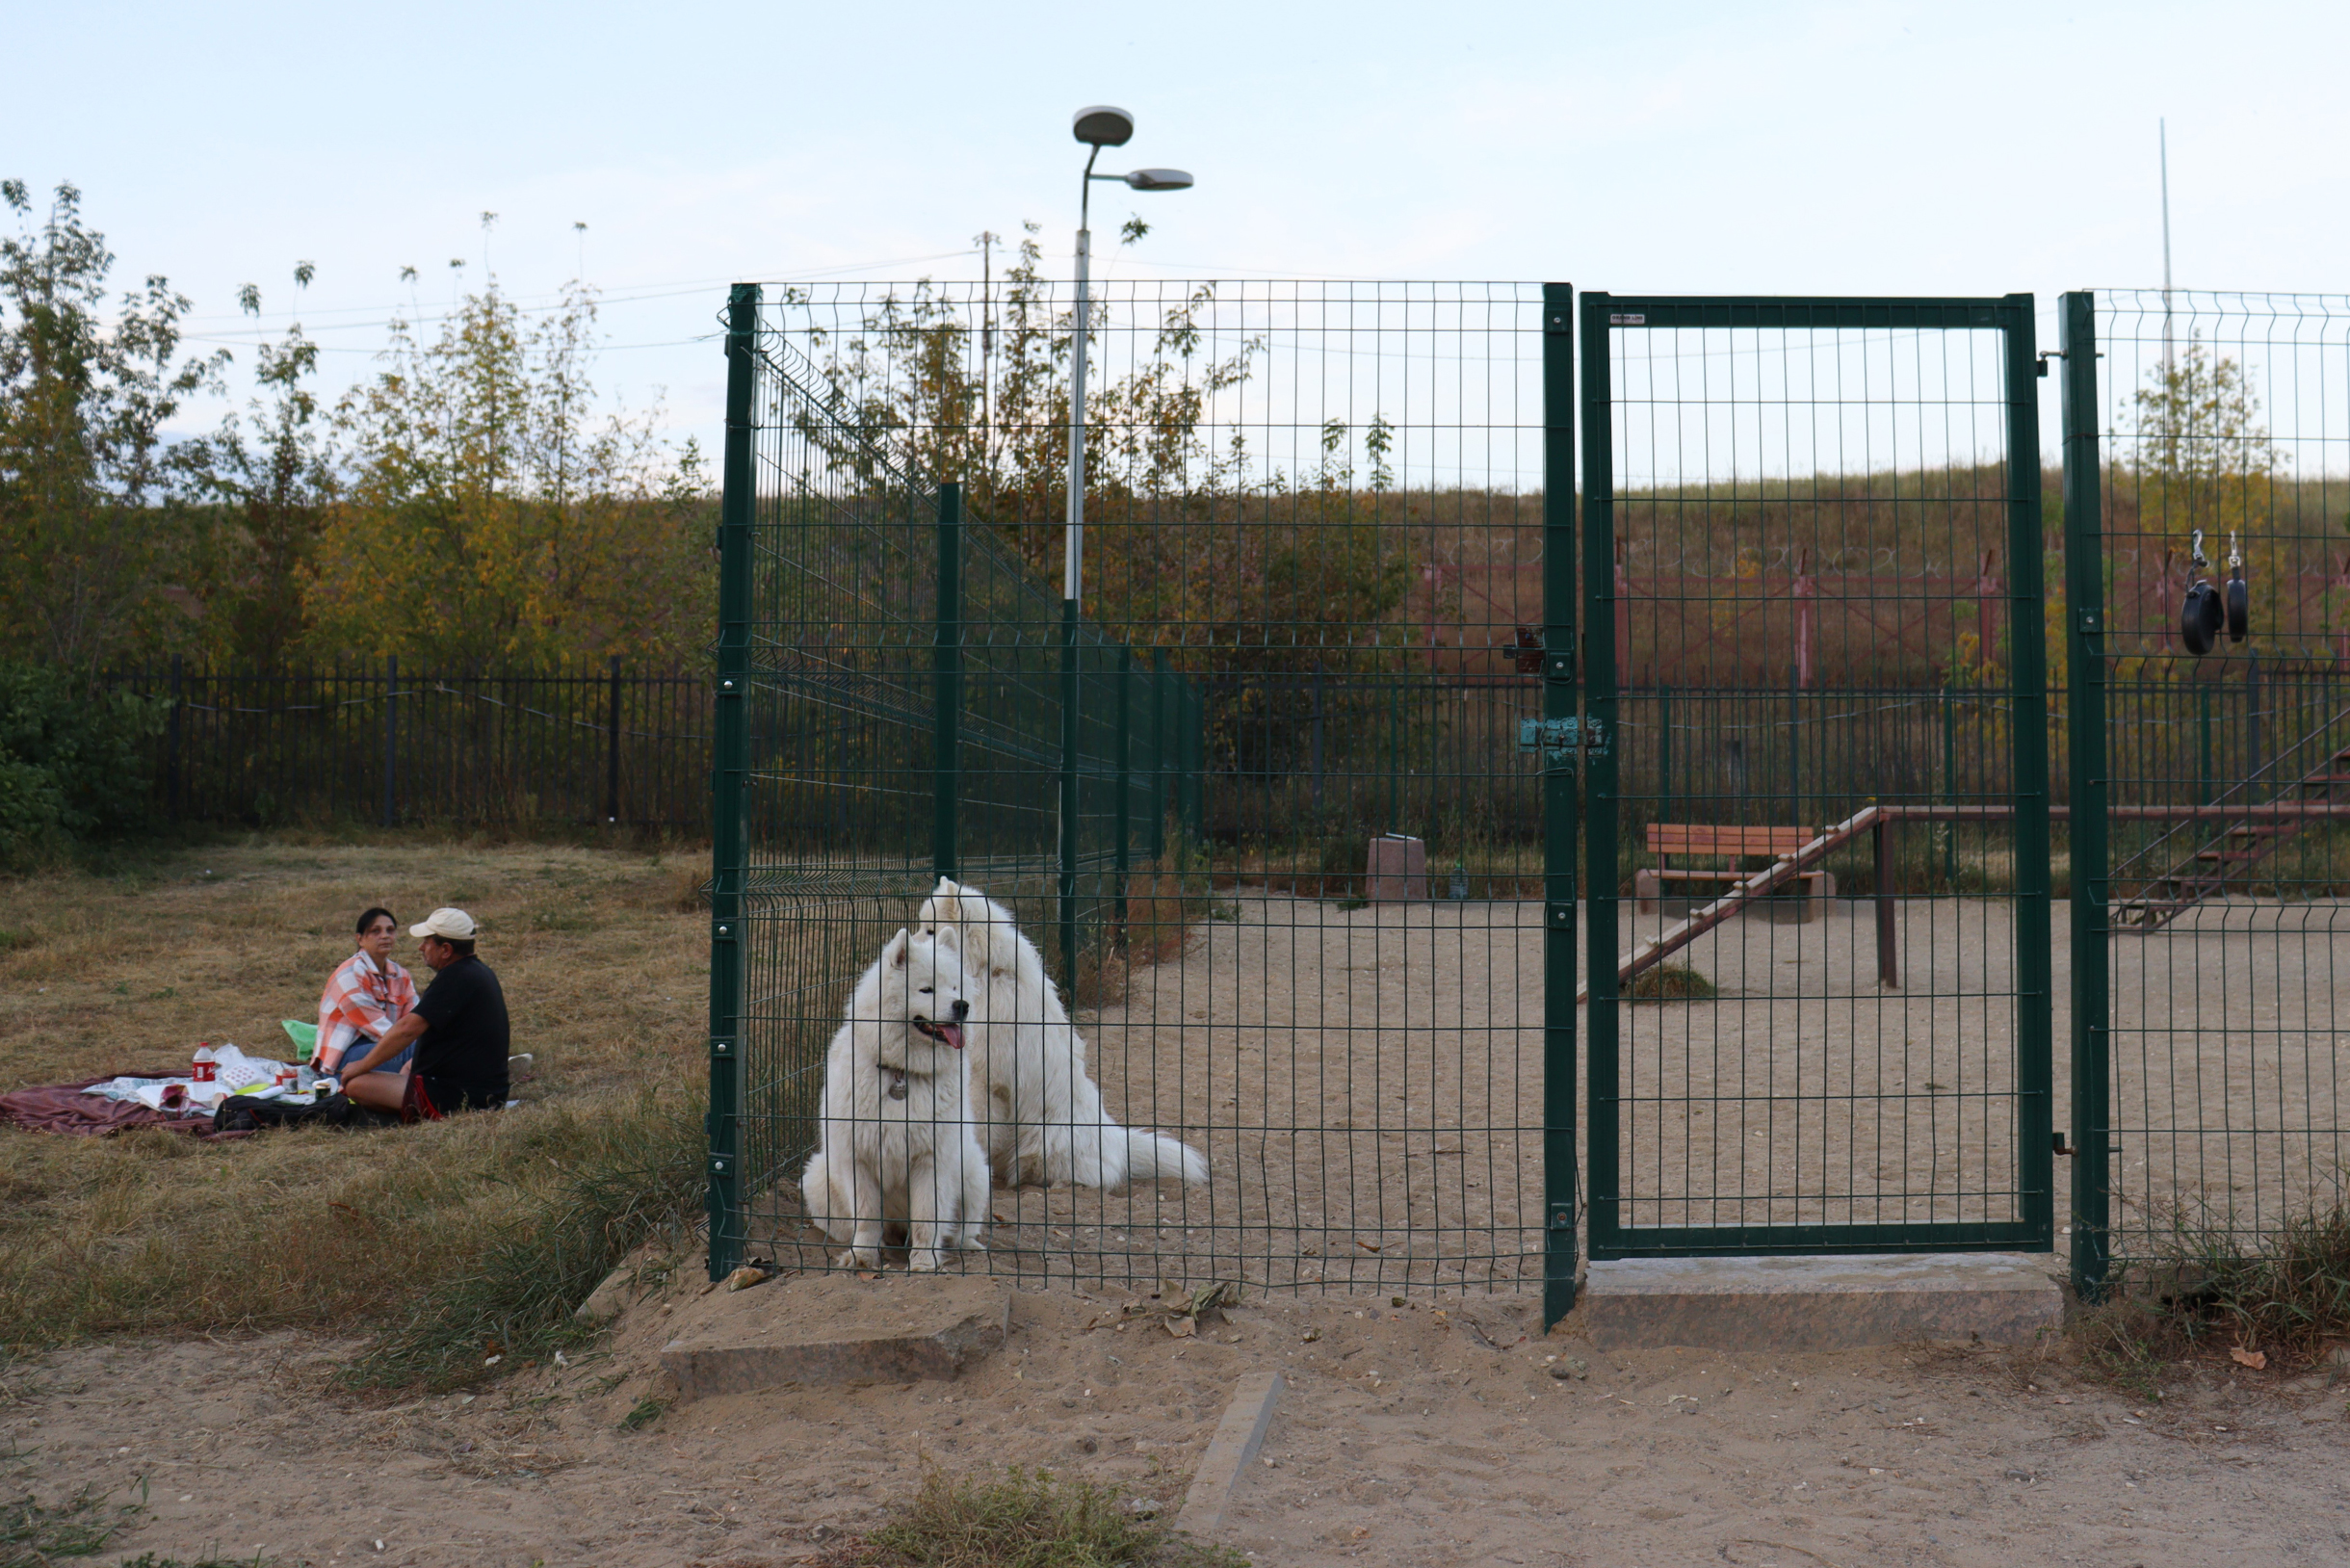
[0,179,222,676]
[313,279,714,667]
[182,264,337,666]
[2129,337,2284,586]
[797,225,1415,677]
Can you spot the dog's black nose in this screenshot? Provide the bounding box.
[952,998,970,1021]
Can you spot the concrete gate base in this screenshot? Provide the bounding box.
[1576,1252,2062,1351]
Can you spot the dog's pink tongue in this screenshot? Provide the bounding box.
[937,1021,965,1051]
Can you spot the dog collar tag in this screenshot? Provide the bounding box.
[886,1067,909,1101]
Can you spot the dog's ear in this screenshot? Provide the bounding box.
[883,928,910,969]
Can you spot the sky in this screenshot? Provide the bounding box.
[8,0,2346,453]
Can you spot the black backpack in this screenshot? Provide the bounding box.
[212,1090,357,1134]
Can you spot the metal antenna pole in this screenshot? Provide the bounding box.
[2160,118,2175,374]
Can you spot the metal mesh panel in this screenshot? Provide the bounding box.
[2073,291,2350,1286]
[712,280,1554,1296]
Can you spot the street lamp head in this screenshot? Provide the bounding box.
[1072,105,1136,147]
[1122,168,1194,192]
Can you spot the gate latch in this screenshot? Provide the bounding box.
[1518,717,1608,768]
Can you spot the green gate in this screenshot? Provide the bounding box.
[1575,294,2055,1258]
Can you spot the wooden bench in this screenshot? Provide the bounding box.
[1633,823,1836,922]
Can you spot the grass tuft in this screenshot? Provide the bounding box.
[843,1466,1247,1568]
[2078,1196,2350,1384]
[1625,963,1717,1004]
[343,1087,705,1393]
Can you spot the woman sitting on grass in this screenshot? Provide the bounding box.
[314,906,419,1080]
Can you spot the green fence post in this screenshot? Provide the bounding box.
[1115,644,1132,932]
[380,654,398,828]
[2198,682,2214,805]
[1152,649,1170,861]
[2061,291,2113,1301]
[1942,686,1957,884]
[1058,601,1081,999]
[2001,293,2057,1252]
[1580,289,1622,1267]
[1541,281,1580,1324]
[705,281,759,1282]
[1658,685,1672,828]
[934,483,962,880]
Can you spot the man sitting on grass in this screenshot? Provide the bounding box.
[336,907,510,1120]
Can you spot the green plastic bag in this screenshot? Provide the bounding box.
[281,1019,319,1056]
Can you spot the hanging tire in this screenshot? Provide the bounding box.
[2182,580,2221,656]
[2226,574,2249,642]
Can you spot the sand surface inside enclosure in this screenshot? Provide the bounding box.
[761,890,2350,1287]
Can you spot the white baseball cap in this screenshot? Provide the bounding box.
[409,907,478,941]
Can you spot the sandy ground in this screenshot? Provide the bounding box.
[13,1267,2350,1568]
[751,890,2350,1290]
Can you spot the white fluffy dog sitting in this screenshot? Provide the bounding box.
[918,876,1208,1189]
[798,928,991,1270]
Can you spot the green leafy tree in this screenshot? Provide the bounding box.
[182,263,337,666]
[315,278,713,666]
[0,179,223,676]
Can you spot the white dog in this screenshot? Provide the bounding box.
[798,928,991,1270]
[918,876,1208,1189]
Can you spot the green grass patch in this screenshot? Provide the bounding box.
[843,1467,1247,1568]
[1625,963,1717,1003]
[2078,1198,2350,1388]
[1,1477,267,1567]
[343,1087,705,1393]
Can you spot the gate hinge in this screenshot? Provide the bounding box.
[2076,608,2102,635]
[1519,717,1609,766]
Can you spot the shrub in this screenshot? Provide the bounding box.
[0,663,166,857]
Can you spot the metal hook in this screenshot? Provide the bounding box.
[2189,527,2209,573]
[2228,531,2243,570]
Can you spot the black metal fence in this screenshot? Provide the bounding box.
[108,660,716,831]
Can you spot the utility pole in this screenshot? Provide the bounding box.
[2160,118,2175,374]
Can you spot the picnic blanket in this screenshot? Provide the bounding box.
[0,1071,249,1138]
[4,1035,323,1139]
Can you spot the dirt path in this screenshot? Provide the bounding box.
[13,1270,2350,1568]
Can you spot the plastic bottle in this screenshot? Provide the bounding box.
[191,1044,217,1084]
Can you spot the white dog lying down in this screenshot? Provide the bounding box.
[798,928,991,1269]
[918,876,1208,1189]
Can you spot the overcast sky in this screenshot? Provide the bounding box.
[9,0,2344,449]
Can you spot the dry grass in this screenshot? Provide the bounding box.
[0,836,715,1372]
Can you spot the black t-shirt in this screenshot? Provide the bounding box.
[411,955,510,1095]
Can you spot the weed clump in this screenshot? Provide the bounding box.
[843,1466,1246,1568]
[1625,963,1717,1003]
[2079,1199,2350,1384]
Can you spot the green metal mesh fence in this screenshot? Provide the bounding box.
[709,280,1555,1295]
[2065,290,2350,1294]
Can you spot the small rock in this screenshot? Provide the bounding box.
[1681,1399,1700,1415]
[1548,1357,1589,1382]
[1124,1498,1161,1519]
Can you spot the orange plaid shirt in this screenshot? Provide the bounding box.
[315,951,420,1069]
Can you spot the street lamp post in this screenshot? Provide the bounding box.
[1058,105,1193,994]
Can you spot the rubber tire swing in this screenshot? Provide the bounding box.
[2226,569,2250,642]
[2181,579,2223,656]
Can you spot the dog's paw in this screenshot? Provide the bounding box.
[907,1248,944,1272]
[951,1230,986,1251]
[837,1246,881,1269]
